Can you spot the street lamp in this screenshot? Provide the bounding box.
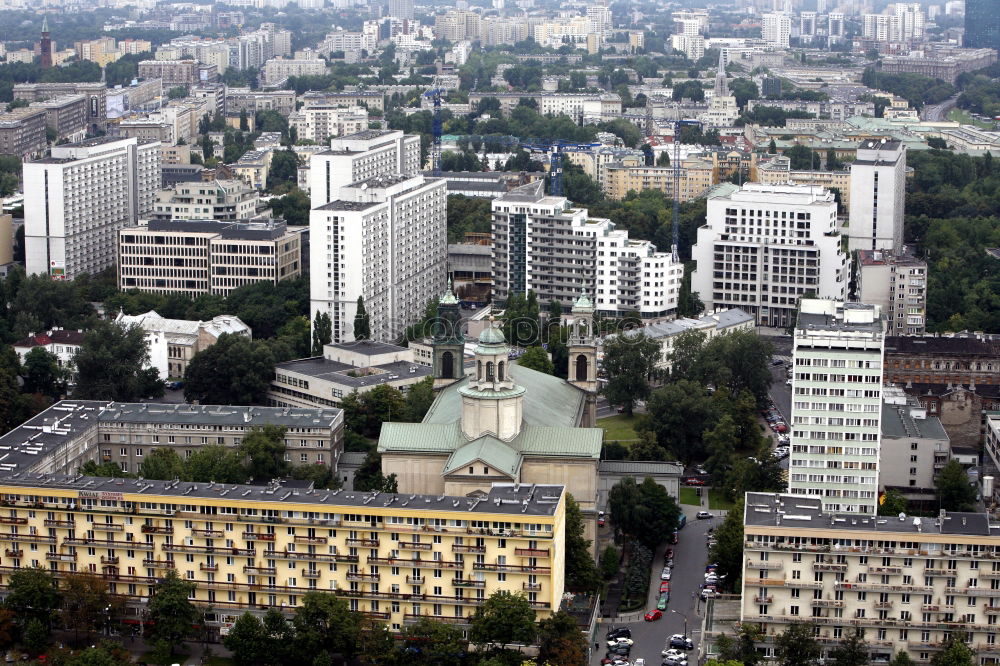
[671,609,689,638]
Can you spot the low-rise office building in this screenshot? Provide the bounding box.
[857,249,927,336]
[634,309,754,369]
[226,89,297,116]
[879,386,950,506]
[603,158,715,201]
[289,105,369,144]
[232,150,273,190]
[12,328,85,369]
[262,58,326,86]
[152,180,260,221]
[0,107,47,159]
[118,219,302,298]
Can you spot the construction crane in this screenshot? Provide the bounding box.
[671,118,701,261]
[423,86,444,177]
[521,140,600,197]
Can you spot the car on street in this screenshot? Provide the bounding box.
[670,531,679,544]
[607,644,631,656]
[607,638,634,648]
[696,511,712,519]
[665,558,674,568]
[771,358,784,365]
[659,581,670,593]
[774,447,789,459]
[644,609,663,621]
[670,635,694,650]
[660,567,671,580]
[606,627,631,640]
[663,658,687,666]
[657,593,669,610]
[664,548,674,559]
[774,423,788,433]
[662,648,689,661]
[683,478,706,486]
[598,511,606,527]
[601,658,629,666]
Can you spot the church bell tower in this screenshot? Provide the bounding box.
[567,292,598,426]
[432,283,465,389]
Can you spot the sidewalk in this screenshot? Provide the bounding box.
[51,629,232,665]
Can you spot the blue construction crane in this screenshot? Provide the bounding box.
[671,119,702,261]
[521,140,600,197]
[423,86,444,176]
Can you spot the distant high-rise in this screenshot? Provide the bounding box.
[39,16,52,69]
[848,139,906,253]
[388,0,414,20]
[965,0,1000,51]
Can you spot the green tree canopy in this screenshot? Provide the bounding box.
[291,591,361,661]
[469,590,536,651]
[516,345,554,375]
[601,331,660,415]
[184,334,276,405]
[240,424,289,481]
[73,321,162,401]
[146,570,199,655]
[774,622,821,666]
[936,459,976,511]
[608,476,682,549]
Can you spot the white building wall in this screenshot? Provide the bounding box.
[848,140,907,253]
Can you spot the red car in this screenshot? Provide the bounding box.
[659,581,670,593]
[664,548,674,559]
[683,478,706,486]
[644,609,663,621]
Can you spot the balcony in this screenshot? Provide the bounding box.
[141,559,175,569]
[140,525,173,535]
[452,544,485,554]
[835,582,932,593]
[100,556,119,565]
[811,599,843,608]
[45,552,77,562]
[873,601,893,609]
[43,519,74,528]
[812,563,847,572]
[924,569,957,577]
[473,562,550,574]
[744,577,785,587]
[403,613,472,625]
[363,611,391,620]
[747,561,782,570]
[192,529,224,538]
[3,549,22,558]
[272,550,357,564]
[346,572,380,582]
[64,538,151,549]
[984,605,1000,614]
[946,587,1000,597]
[163,544,254,556]
[406,575,424,584]
[867,566,902,575]
[452,579,485,588]
[921,604,954,612]
[199,563,219,572]
[979,571,1000,579]
[786,581,823,589]
[346,538,379,548]
[302,569,322,579]
[95,524,125,532]
[523,582,542,591]
[293,535,327,545]
[514,547,549,557]
[0,517,27,525]
[1,534,56,543]
[398,542,432,551]
[243,565,276,575]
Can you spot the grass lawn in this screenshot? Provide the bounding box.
[708,488,735,511]
[948,107,995,129]
[679,487,701,506]
[597,414,641,441]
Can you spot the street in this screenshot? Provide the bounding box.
[592,504,720,666]
[923,94,958,122]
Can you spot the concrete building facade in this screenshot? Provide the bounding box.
[857,249,927,336]
[849,139,907,253]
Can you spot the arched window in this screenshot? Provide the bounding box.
[498,361,505,381]
[575,354,588,382]
[486,361,495,380]
[441,351,454,379]
[477,360,482,380]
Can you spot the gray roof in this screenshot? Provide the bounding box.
[100,403,342,428]
[275,357,432,388]
[0,474,565,517]
[314,200,383,212]
[327,340,409,356]
[597,460,684,475]
[744,492,996,536]
[144,219,288,240]
[881,402,948,441]
[797,304,882,334]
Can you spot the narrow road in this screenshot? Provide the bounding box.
[923,94,958,122]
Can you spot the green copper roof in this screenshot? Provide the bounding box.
[442,437,522,477]
[478,325,506,345]
[458,384,527,400]
[572,292,594,311]
[378,422,601,460]
[439,281,459,305]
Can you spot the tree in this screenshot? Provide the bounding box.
[878,488,908,516]
[564,494,600,592]
[890,651,917,666]
[536,610,588,666]
[241,424,289,481]
[656,150,670,166]
[266,148,299,191]
[768,139,777,153]
[146,569,199,655]
[930,635,974,666]
[404,376,434,422]
[936,459,976,511]
[23,618,48,657]
[167,85,188,99]
[267,187,311,225]
[600,544,620,580]
[292,591,361,661]
[709,498,745,592]
[80,460,130,478]
[240,109,249,131]
[703,413,737,482]
[829,629,870,666]
[517,346,554,375]
[352,451,398,492]
[185,444,247,483]
[61,572,114,643]
[715,623,762,666]
[139,448,185,480]
[73,321,161,401]
[642,380,718,464]
[601,331,660,415]
[469,591,536,651]
[399,617,467,666]
[224,612,267,666]
[774,622,821,666]
[184,334,276,405]
[312,312,331,356]
[357,619,395,665]
[354,296,371,340]
[628,430,671,461]
[7,567,60,628]
[608,477,681,549]
[21,346,65,398]
[785,144,818,170]
[201,134,214,160]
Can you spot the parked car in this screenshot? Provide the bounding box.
[660,567,672,580]
[598,511,606,527]
[601,658,629,666]
[657,593,669,610]
[644,609,663,621]
[771,358,784,365]
[670,634,694,650]
[659,581,670,593]
[606,627,632,640]
[683,478,706,486]
[665,558,674,568]
[664,548,674,559]
[663,658,687,666]
[696,511,712,519]
[662,648,689,661]
[608,644,631,656]
[608,638,634,648]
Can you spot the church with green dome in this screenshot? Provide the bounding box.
[378,289,603,524]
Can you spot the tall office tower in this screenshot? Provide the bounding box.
[762,13,791,47]
[892,2,925,42]
[492,181,683,316]
[587,4,612,39]
[309,129,420,207]
[828,12,845,39]
[690,183,846,328]
[309,129,439,342]
[24,136,161,280]
[848,139,907,253]
[800,11,817,38]
[965,0,1000,50]
[39,16,52,69]
[388,0,414,20]
[787,299,885,514]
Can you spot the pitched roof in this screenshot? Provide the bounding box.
[442,437,521,477]
[13,329,85,349]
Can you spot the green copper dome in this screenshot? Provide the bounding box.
[439,280,459,305]
[572,292,594,311]
[478,324,506,345]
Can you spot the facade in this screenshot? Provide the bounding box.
[0,107,47,159]
[24,136,161,280]
[289,105,369,144]
[152,180,260,221]
[29,94,87,143]
[746,99,877,120]
[261,58,327,86]
[757,156,852,208]
[603,158,715,201]
[881,47,997,84]
[635,308,755,369]
[298,91,385,112]
[0,475,563,635]
[563,147,644,187]
[138,60,212,86]
[308,130,420,206]
[691,183,847,328]
[762,13,791,48]
[114,310,252,379]
[12,82,107,133]
[788,299,885,514]
[226,89,297,116]
[118,219,302,298]
[466,93,621,125]
[388,0,414,19]
[12,328,85,368]
[741,492,1000,664]
[491,181,684,316]
[849,139,907,253]
[310,174,446,343]
[880,386,950,505]
[965,0,1000,51]
[232,150,273,191]
[269,341,434,409]
[857,249,927,336]
[883,334,1000,387]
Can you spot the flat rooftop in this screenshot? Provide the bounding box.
[143,219,289,240]
[745,492,997,536]
[327,340,408,356]
[276,357,432,388]
[885,334,1000,357]
[314,200,382,212]
[0,474,564,516]
[881,401,948,440]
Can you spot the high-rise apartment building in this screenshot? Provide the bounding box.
[0,107,47,160]
[788,299,885,514]
[289,105,369,144]
[857,249,927,336]
[491,181,683,316]
[309,130,420,207]
[119,219,301,298]
[965,0,1000,50]
[25,136,161,280]
[849,139,907,253]
[587,5,612,39]
[691,183,847,328]
[828,12,846,39]
[762,13,791,48]
[892,2,926,42]
[388,0,414,20]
